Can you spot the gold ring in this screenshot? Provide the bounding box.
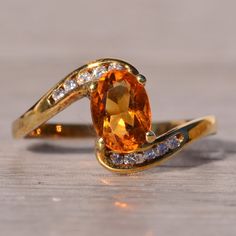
[12,58,217,173]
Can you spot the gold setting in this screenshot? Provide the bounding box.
[136,74,147,85]
[145,131,157,143]
[12,58,217,173]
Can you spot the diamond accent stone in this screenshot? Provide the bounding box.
[63,79,77,92]
[154,146,161,157]
[110,153,123,165]
[52,88,65,102]
[144,149,156,160]
[123,154,136,165]
[90,70,151,152]
[77,72,92,85]
[109,135,183,167]
[133,153,146,164]
[108,63,124,71]
[157,143,169,156]
[93,65,107,79]
[166,136,181,149]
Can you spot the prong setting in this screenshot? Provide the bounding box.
[89,82,98,94]
[96,137,105,152]
[137,74,147,85]
[145,130,157,143]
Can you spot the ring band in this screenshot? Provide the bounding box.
[12,58,217,173]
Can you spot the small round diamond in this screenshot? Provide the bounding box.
[123,154,136,165]
[108,63,124,71]
[166,136,181,149]
[157,143,169,156]
[144,149,156,161]
[133,153,146,164]
[63,79,77,92]
[77,72,92,85]
[52,88,65,102]
[93,66,107,79]
[110,153,123,165]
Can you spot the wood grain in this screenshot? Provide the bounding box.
[0,1,236,235]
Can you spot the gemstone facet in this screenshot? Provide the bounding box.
[63,79,77,92]
[77,72,92,85]
[123,154,136,165]
[133,153,146,164]
[166,136,181,149]
[157,143,168,155]
[52,88,65,102]
[108,63,124,71]
[144,149,156,160]
[93,66,107,79]
[110,153,123,165]
[91,70,151,152]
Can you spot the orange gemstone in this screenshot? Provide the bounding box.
[90,70,152,152]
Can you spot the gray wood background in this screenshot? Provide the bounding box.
[0,0,236,235]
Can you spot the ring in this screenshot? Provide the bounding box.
[12,58,217,173]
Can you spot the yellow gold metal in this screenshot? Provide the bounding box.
[12,58,217,174]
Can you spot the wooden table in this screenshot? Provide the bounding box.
[1,1,236,235]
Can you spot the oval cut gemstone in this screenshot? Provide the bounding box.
[90,70,152,152]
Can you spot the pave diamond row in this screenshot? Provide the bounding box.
[51,62,125,103]
[109,134,183,167]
